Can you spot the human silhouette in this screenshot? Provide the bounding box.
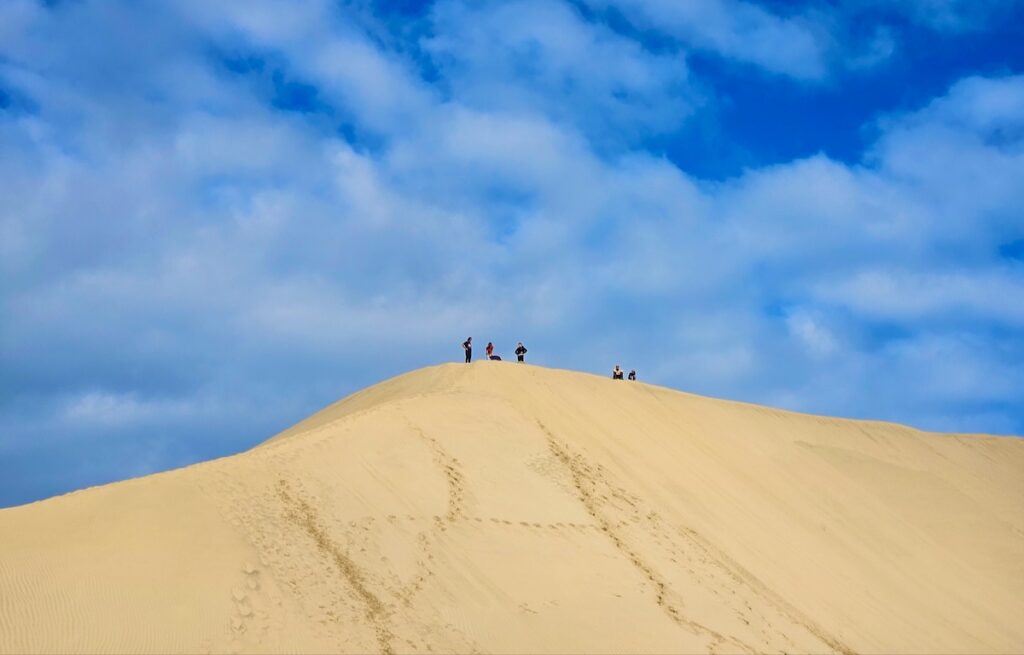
[515,342,527,362]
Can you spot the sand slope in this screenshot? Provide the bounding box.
[1,363,1022,654]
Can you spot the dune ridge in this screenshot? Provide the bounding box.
[1,362,1022,654]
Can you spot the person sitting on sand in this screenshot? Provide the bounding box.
[612,365,624,380]
[463,337,472,363]
[486,341,494,359]
[515,342,527,362]
[628,370,636,381]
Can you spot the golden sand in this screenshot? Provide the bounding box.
[1,363,1022,653]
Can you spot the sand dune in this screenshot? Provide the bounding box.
[1,363,1022,654]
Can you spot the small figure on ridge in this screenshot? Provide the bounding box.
[486,341,495,360]
[515,342,528,363]
[462,337,472,363]
[628,369,636,381]
[612,365,624,380]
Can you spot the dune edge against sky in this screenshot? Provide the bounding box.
[1,362,1022,654]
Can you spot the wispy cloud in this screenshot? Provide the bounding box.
[584,0,831,80]
[424,0,696,141]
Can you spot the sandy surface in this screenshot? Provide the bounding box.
[1,362,1022,654]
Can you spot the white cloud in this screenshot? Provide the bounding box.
[587,0,1017,80]
[308,35,435,133]
[786,311,839,358]
[868,75,1024,245]
[424,0,696,140]
[178,0,334,46]
[814,269,1024,325]
[62,391,196,428]
[900,74,1024,134]
[587,0,831,80]
[882,334,1021,403]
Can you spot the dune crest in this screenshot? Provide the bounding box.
[2,363,1022,654]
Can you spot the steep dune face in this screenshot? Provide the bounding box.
[1,363,1022,654]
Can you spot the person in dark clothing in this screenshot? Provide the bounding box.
[515,342,527,362]
[628,370,636,381]
[463,337,472,363]
[485,341,494,359]
[612,365,624,380]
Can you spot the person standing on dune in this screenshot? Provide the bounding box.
[463,337,472,363]
[486,341,494,359]
[515,342,527,362]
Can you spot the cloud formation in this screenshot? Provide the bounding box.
[585,0,832,79]
[1,0,1022,506]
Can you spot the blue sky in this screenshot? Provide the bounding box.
[1,0,1023,508]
